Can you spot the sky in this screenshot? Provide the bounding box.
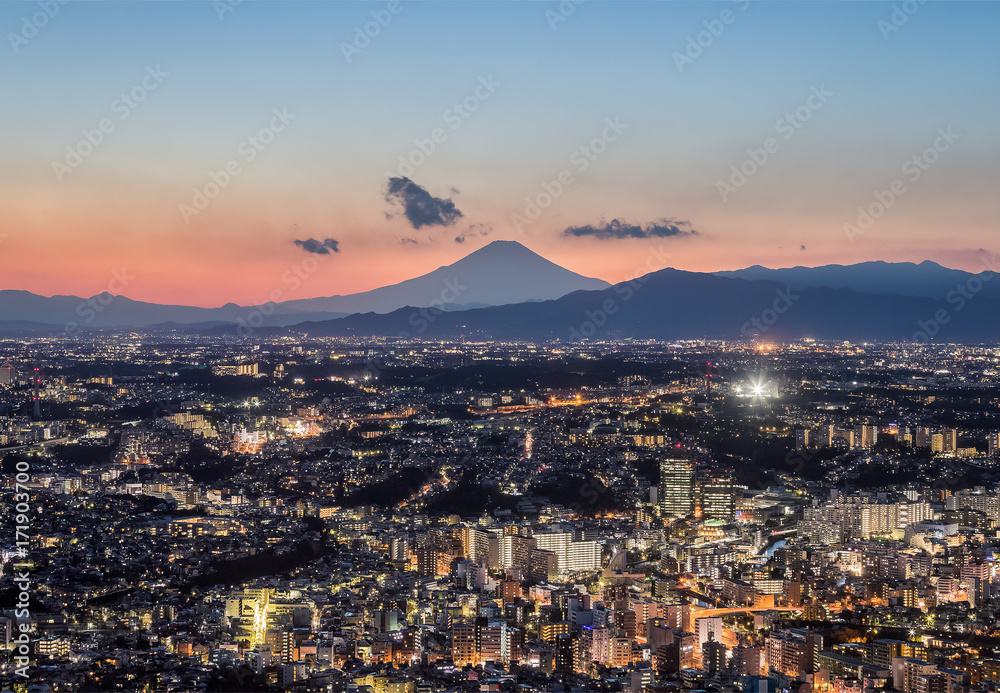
[1,0,998,307]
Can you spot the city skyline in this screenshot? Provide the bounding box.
[5,337,1000,691]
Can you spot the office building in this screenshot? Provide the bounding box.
[700,474,736,522]
[660,457,694,518]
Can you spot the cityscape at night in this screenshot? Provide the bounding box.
[4,337,1000,692]
[3,1,1000,692]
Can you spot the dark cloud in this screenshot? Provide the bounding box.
[562,218,698,240]
[385,177,463,229]
[293,237,340,255]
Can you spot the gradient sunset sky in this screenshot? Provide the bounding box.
[2,0,998,307]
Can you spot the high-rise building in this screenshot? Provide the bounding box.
[533,530,600,574]
[461,527,497,567]
[942,429,958,453]
[988,431,1000,458]
[930,434,944,454]
[554,632,578,674]
[818,424,835,448]
[855,424,877,449]
[659,457,694,518]
[695,616,723,657]
[700,474,736,522]
[389,536,409,562]
[704,637,727,674]
[0,364,14,386]
[732,646,764,676]
[501,580,521,606]
[452,618,512,666]
[499,531,535,573]
[452,623,478,666]
[765,630,822,678]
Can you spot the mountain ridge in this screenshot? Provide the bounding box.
[716,259,999,301]
[276,266,1000,344]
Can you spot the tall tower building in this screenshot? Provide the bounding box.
[700,474,736,522]
[659,457,694,518]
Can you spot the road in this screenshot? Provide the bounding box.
[0,436,72,452]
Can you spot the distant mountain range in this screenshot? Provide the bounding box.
[2,249,997,343]
[0,291,320,331]
[716,260,1000,302]
[282,266,1000,343]
[0,241,609,332]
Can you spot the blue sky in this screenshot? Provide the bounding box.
[2,1,998,305]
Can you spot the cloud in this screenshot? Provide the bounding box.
[294,237,340,254]
[455,223,491,244]
[385,177,463,229]
[562,218,698,240]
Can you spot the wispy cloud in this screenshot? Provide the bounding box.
[455,223,491,244]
